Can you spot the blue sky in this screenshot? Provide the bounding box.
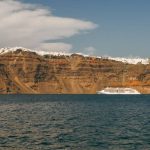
[2,0,150,57]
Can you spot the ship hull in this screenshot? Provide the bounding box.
[97,88,141,95]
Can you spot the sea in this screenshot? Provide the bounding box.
[0,95,150,150]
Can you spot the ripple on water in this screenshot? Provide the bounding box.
[0,95,150,150]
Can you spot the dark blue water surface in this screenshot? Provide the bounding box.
[0,95,150,150]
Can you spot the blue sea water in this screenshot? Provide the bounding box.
[0,95,150,150]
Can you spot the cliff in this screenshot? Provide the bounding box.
[0,48,150,94]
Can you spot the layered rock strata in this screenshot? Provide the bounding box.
[0,49,150,94]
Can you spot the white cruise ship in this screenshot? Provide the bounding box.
[97,87,140,94]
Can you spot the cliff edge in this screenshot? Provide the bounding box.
[0,47,150,94]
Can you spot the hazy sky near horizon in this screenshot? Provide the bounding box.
[1,0,150,57]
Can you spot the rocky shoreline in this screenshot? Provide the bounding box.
[0,48,150,94]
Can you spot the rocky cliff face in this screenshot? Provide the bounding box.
[0,48,150,94]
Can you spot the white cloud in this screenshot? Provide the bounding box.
[0,0,98,52]
[38,43,72,52]
[84,46,96,55]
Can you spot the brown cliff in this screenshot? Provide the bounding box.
[0,49,150,94]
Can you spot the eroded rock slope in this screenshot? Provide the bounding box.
[0,48,150,94]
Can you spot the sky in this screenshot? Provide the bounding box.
[1,0,150,57]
